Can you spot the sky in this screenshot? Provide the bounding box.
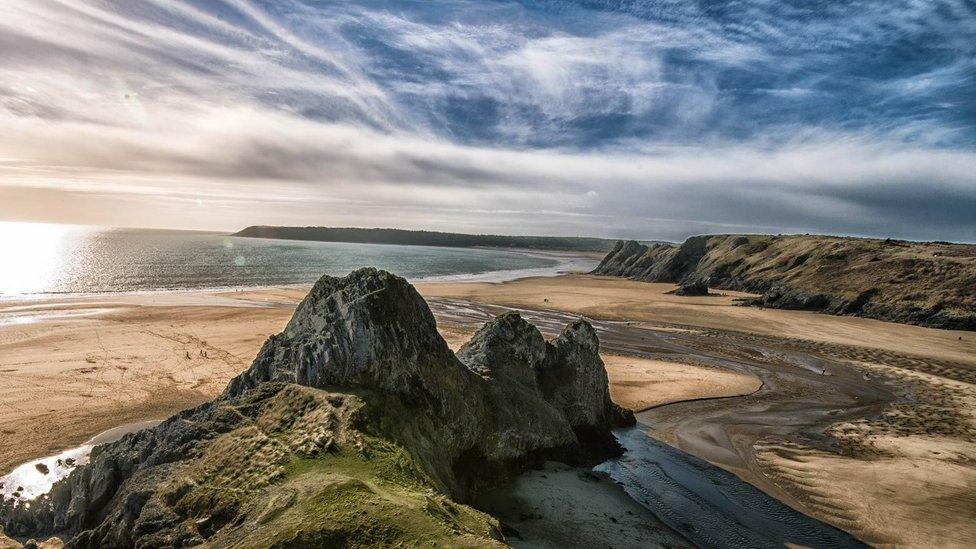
[0,0,974,242]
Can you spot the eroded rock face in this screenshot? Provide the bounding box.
[226,269,460,405]
[3,268,633,547]
[450,312,633,492]
[227,269,633,496]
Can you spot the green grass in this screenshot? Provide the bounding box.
[207,432,504,548]
[284,435,427,490]
[147,386,503,547]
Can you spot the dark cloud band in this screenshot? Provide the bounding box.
[0,0,973,241]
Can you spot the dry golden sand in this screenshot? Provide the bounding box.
[0,293,297,475]
[0,536,60,549]
[2,274,975,548]
[602,355,761,411]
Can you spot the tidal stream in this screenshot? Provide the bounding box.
[430,298,883,548]
[600,424,863,548]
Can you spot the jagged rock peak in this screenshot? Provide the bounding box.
[456,311,549,378]
[226,267,459,402]
[225,268,635,487]
[458,311,631,432]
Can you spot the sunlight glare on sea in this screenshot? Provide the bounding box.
[0,223,581,297]
[0,221,90,296]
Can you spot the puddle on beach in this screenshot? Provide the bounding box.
[0,420,161,501]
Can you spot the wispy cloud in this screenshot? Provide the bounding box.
[0,0,974,241]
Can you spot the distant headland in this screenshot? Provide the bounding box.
[233,225,645,253]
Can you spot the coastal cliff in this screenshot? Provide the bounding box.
[593,235,976,330]
[2,269,632,547]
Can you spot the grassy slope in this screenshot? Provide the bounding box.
[703,235,975,310]
[150,385,505,548]
[596,234,976,329]
[211,441,503,548]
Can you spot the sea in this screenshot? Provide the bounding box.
[0,222,598,297]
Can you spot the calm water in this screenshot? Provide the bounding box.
[1,420,162,501]
[0,222,596,297]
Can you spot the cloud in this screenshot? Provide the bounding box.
[0,0,974,241]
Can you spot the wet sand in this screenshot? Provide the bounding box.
[628,327,976,548]
[1,420,162,502]
[474,462,691,549]
[599,425,863,548]
[2,275,975,547]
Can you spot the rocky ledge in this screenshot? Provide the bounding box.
[668,280,710,297]
[2,268,633,547]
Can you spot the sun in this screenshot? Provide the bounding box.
[0,222,83,296]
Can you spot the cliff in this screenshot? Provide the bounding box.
[2,268,633,547]
[593,235,976,330]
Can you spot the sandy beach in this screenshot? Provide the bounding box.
[0,290,301,475]
[2,274,975,547]
[423,276,976,547]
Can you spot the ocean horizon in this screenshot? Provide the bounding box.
[0,222,598,298]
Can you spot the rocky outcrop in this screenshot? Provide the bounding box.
[669,280,710,296]
[3,268,633,547]
[592,240,680,280]
[228,269,632,496]
[593,235,976,330]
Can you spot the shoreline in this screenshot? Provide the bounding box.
[3,273,975,546]
[0,248,598,304]
[1,420,163,502]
